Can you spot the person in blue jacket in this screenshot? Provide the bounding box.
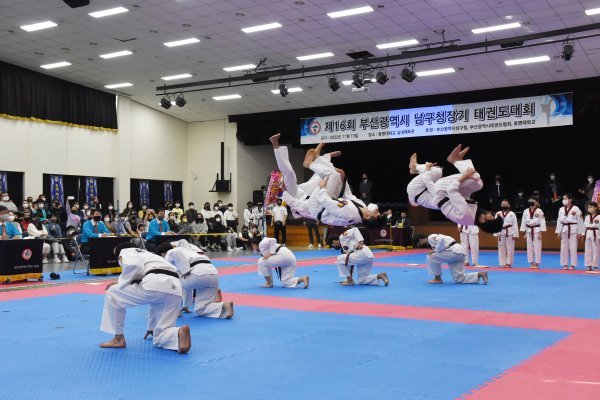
[81,209,111,254]
[146,208,174,251]
[0,205,22,239]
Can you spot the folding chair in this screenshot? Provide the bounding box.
[72,234,90,275]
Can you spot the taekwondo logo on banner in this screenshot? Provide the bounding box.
[50,175,64,205]
[300,92,574,144]
[0,172,7,193]
[163,182,173,204]
[140,181,150,206]
[85,177,98,204]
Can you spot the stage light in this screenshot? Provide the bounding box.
[175,94,186,107]
[279,82,289,97]
[160,96,172,109]
[375,70,389,85]
[562,43,574,61]
[328,75,340,91]
[401,65,417,82]
[352,71,363,88]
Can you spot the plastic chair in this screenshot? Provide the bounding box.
[72,234,90,275]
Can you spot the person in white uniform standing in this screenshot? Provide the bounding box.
[579,201,600,271]
[254,237,309,289]
[555,193,583,270]
[520,198,546,269]
[99,243,191,354]
[493,200,519,268]
[334,227,389,286]
[457,224,479,266]
[155,240,234,319]
[426,234,488,284]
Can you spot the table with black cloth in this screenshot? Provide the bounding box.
[327,226,411,247]
[0,239,44,283]
[88,236,132,275]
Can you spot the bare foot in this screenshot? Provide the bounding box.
[478,271,488,284]
[378,272,390,286]
[447,144,462,164]
[409,153,418,174]
[178,325,191,354]
[269,133,281,148]
[314,141,325,157]
[261,283,274,288]
[329,151,342,158]
[303,148,316,168]
[428,277,443,284]
[340,279,355,286]
[222,302,234,319]
[181,307,191,314]
[458,146,470,160]
[216,288,223,302]
[100,335,126,349]
[300,275,310,289]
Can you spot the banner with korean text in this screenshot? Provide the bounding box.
[300,93,573,144]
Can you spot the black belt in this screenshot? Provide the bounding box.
[131,268,180,284]
[317,209,325,222]
[190,259,212,267]
[414,189,427,203]
[273,246,283,280]
[447,241,457,249]
[437,197,476,208]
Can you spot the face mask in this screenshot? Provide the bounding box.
[181,218,187,223]
[38,204,45,209]
[121,217,127,221]
[50,218,57,223]
[157,216,164,221]
[175,204,180,207]
[529,201,536,207]
[589,178,594,183]
[83,205,89,210]
[276,202,282,206]
[215,218,221,223]
[24,216,30,221]
[23,203,29,208]
[8,215,15,222]
[86,211,91,216]
[104,218,110,223]
[214,207,219,211]
[562,199,569,206]
[93,216,102,222]
[205,206,210,211]
[1,196,8,201]
[550,175,555,180]
[501,205,509,211]
[169,216,174,221]
[142,206,147,210]
[518,192,524,196]
[228,206,233,210]
[189,205,195,209]
[217,202,223,206]
[128,204,133,209]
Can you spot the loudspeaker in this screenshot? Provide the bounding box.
[215,180,230,192]
[63,0,90,8]
[253,190,264,204]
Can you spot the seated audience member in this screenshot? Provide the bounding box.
[19,199,31,216]
[146,208,174,251]
[20,211,32,236]
[90,196,101,210]
[28,216,68,263]
[138,204,148,220]
[131,223,146,248]
[144,210,156,230]
[37,194,49,210]
[80,202,90,221]
[46,216,70,263]
[46,215,64,239]
[171,201,184,221]
[190,214,208,249]
[237,225,252,250]
[177,215,193,234]
[185,202,198,223]
[168,212,179,232]
[0,192,18,212]
[50,200,67,228]
[164,201,173,213]
[207,217,226,251]
[66,203,82,232]
[122,213,137,235]
[1,207,22,239]
[124,201,136,219]
[62,226,78,260]
[7,211,22,235]
[249,224,264,243]
[111,214,128,235]
[80,209,111,254]
[397,211,411,228]
[106,203,117,220]
[200,202,212,219]
[224,203,239,232]
[32,200,50,223]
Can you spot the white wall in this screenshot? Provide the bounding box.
[0,103,302,213]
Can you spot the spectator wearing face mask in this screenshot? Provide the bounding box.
[164,201,173,214]
[271,199,288,245]
[488,175,507,212]
[124,201,136,219]
[138,204,148,220]
[144,210,156,231]
[586,175,596,201]
[110,214,128,235]
[249,224,263,243]
[190,214,208,249]
[122,213,137,236]
[32,200,49,223]
[146,208,174,251]
[66,204,82,231]
[253,201,265,232]
[243,202,254,228]
[28,216,67,263]
[217,200,227,214]
[0,192,18,212]
[359,173,372,205]
[50,200,67,228]
[6,211,22,236]
[224,203,238,232]
[105,203,117,220]
[19,199,31,216]
[36,194,49,210]
[237,225,252,250]
[80,203,90,221]
[185,202,197,223]
[513,190,527,216]
[80,209,111,254]
[167,212,178,231]
[0,206,22,240]
[20,211,32,235]
[201,202,212,220]
[212,203,224,223]
[171,201,184,221]
[177,215,193,235]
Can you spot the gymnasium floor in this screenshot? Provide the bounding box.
[1,249,599,400]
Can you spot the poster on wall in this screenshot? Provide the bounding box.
[164,182,173,204]
[85,177,97,204]
[0,172,7,193]
[300,93,573,144]
[50,175,64,205]
[140,181,150,207]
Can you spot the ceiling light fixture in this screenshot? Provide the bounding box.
[160,96,172,109]
[105,82,133,89]
[296,52,334,61]
[241,22,282,33]
[471,22,522,34]
[271,86,302,94]
[175,94,186,107]
[213,94,242,101]
[223,64,257,72]
[328,75,340,91]
[327,6,374,19]
[20,21,58,32]
[561,42,574,61]
[40,61,71,69]
[415,67,456,77]
[161,73,192,81]
[401,64,417,82]
[504,55,550,66]
[99,50,133,59]
[278,82,289,97]
[88,7,129,18]
[352,71,364,88]
[376,39,419,49]
[163,38,200,47]
[585,7,600,16]
[375,70,389,85]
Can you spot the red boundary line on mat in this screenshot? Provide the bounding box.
[373,262,600,276]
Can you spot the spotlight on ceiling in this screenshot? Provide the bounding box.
[401,64,417,83]
[561,42,574,61]
[375,70,389,85]
[352,71,364,88]
[328,75,340,92]
[160,96,172,109]
[279,81,289,97]
[175,94,186,107]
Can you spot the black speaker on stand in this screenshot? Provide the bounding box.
[63,0,90,7]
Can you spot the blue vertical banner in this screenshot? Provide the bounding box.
[85,177,97,204]
[0,172,7,193]
[50,175,64,205]
[140,181,150,206]
[164,181,173,204]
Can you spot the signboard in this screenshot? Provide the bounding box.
[300,93,573,144]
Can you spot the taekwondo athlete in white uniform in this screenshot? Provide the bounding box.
[426,234,488,285]
[99,243,191,354]
[254,237,309,289]
[407,153,444,210]
[555,193,583,270]
[493,200,519,268]
[520,198,546,269]
[457,224,479,266]
[156,239,234,319]
[333,227,389,286]
[579,202,600,271]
